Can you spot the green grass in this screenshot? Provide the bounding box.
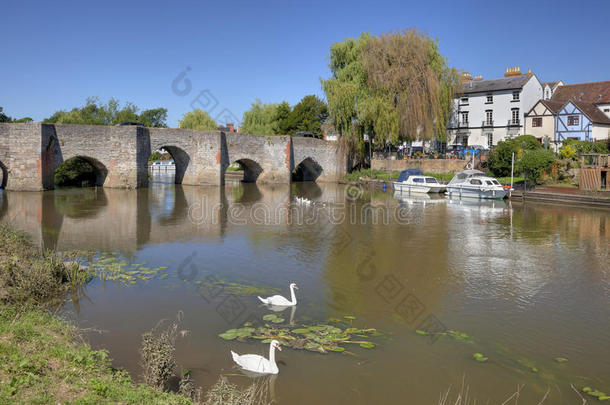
[0,304,193,404]
[343,169,399,182]
[495,176,524,185]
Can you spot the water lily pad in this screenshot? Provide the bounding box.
[292,328,311,334]
[554,357,568,363]
[262,314,284,324]
[359,342,375,349]
[472,353,488,363]
[343,316,356,320]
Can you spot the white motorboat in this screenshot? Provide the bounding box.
[393,169,446,194]
[446,170,508,200]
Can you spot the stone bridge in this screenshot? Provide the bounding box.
[0,123,347,190]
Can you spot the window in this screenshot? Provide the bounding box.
[470,179,482,185]
[460,111,469,125]
[604,108,610,113]
[487,133,493,148]
[460,96,469,105]
[425,178,438,184]
[485,110,493,125]
[568,115,579,126]
[413,178,424,183]
[532,117,542,127]
[512,91,520,101]
[486,94,493,103]
[511,108,520,125]
[486,180,494,185]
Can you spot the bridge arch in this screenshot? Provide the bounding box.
[292,157,323,182]
[232,158,264,183]
[54,156,108,187]
[0,160,7,189]
[149,145,191,184]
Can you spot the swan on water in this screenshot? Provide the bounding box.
[258,283,298,306]
[231,340,282,374]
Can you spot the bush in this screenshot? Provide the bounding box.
[560,144,577,160]
[54,157,98,187]
[488,135,542,177]
[516,149,557,184]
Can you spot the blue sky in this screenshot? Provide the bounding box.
[2,0,609,127]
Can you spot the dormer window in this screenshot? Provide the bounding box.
[460,96,469,105]
[512,91,520,101]
[486,94,493,103]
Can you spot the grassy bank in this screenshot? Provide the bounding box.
[0,224,270,404]
[0,304,192,404]
[342,169,525,185]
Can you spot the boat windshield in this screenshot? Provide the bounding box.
[448,170,486,185]
[425,177,438,183]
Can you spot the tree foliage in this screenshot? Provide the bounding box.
[54,157,97,187]
[0,107,33,123]
[241,99,280,135]
[321,30,460,155]
[516,149,557,184]
[488,135,542,177]
[178,109,218,130]
[560,138,609,157]
[241,96,328,136]
[43,98,168,127]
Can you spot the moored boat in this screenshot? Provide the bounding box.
[446,169,508,200]
[393,169,446,194]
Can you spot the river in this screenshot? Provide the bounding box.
[1,177,609,404]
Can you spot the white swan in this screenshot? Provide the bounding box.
[231,340,282,375]
[258,283,298,306]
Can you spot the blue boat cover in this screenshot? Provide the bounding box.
[396,168,424,182]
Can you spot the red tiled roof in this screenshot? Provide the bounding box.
[551,81,610,104]
[571,100,610,125]
[539,99,564,114]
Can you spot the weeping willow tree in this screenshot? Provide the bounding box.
[322,29,460,160]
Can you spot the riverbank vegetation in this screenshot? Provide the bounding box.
[0,224,269,404]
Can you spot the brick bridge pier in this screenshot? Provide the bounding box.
[0,123,347,191]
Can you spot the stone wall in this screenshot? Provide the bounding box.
[372,158,469,174]
[0,123,347,190]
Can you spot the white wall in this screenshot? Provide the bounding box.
[592,125,610,141]
[447,75,543,147]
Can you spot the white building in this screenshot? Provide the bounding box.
[542,80,564,100]
[447,68,543,150]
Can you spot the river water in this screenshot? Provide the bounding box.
[1,177,609,404]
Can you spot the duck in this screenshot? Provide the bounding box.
[231,340,282,374]
[258,283,298,306]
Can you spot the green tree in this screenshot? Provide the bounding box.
[322,30,460,156]
[43,98,168,127]
[241,100,279,135]
[516,149,557,184]
[488,135,542,177]
[139,108,168,128]
[272,101,292,135]
[0,107,12,123]
[178,109,218,130]
[286,95,328,135]
[0,107,33,123]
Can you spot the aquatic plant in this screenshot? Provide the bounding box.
[472,353,488,363]
[193,278,280,296]
[582,387,610,401]
[219,316,380,354]
[86,252,169,285]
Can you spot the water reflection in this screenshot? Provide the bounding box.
[0,181,609,404]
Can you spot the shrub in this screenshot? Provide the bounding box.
[488,135,542,177]
[560,144,577,160]
[516,149,557,184]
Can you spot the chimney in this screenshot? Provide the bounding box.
[504,66,522,77]
[227,123,235,132]
[462,71,472,82]
[473,75,483,81]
